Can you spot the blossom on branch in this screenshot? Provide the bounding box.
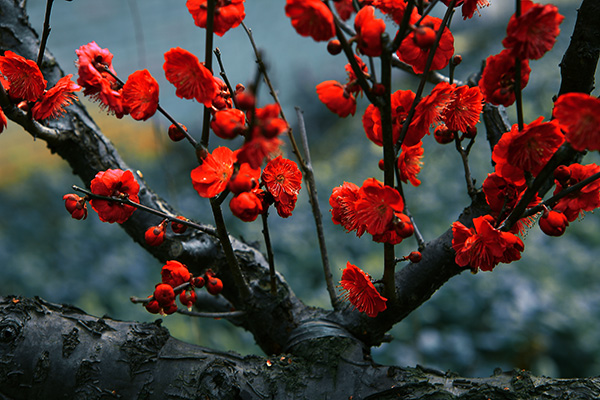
[552,92,600,152]
[452,215,524,272]
[442,85,483,133]
[492,117,564,185]
[261,156,302,218]
[161,260,191,288]
[442,0,490,20]
[552,163,600,222]
[190,146,235,198]
[229,190,264,222]
[373,0,420,25]
[479,49,531,107]
[502,0,564,60]
[163,47,217,107]
[316,80,356,117]
[354,6,386,57]
[122,69,159,121]
[186,0,246,36]
[396,15,454,75]
[339,262,387,318]
[397,141,424,187]
[75,42,124,117]
[330,181,364,236]
[211,108,246,139]
[285,0,335,42]
[90,169,140,224]
[355,178,404,236]
[32,75,81,120]
[0,50,46,102]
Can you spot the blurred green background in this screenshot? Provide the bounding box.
[2,0,600,378]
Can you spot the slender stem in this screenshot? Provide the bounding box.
[395,0,456,151]
[240,21,309,173]
[214,48,238,109]
[201,0,216,148]
[210,198,252,300]
[72,185,217,236]
[295,107,337,308]
[514,0,524,131]
[389,0,416,54]
[261,212,277,296]
[454,136,476,197]
[499,144,577,231]
[522,171,600,219]
[37,0,54,68]
[156,104,199,148]
[176,309,246,318]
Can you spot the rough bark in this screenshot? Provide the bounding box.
[2,296,600,400]
[1,0,600,398]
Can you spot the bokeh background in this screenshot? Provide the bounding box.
[2,0,600,378]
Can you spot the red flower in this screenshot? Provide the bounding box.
[363,89,416,147]
[552,92,600,152]
[354,6,386,57]
[75,42,124,117]
[90,169,140,224]
[316,80,356,117]
[171,216,188,234]
[479,49,531,107]
[168,123,187,142]
[190,146,235,198]
[409,81,454,146]
[442,0,490,20]
[502,0,564,60]
[339,262,387,317]
[186,0,246,36]
[179,290,197,310]
[330,181,364,236]
[211,108,246,139]
[32,75,81,120]
[251,104,289,138]
[373,0,420,25]
[236,133,283,169]
[285,0,335,42]
[539,210,568,237]
[334,0,355,21]
[442,85,483,133]
[63,193,88,220]
[261,156,302,218]
[397,141,424,187]
[122,69,159,121]
[163,47,217,107]
[355,178,404,236]
[161,260,191,287]
[145,222,166,247]
[229,190,264,222]
[553,163,600,222]
[212,77,233,110]
[0,51,46,102]
[452,215,524,272]
[228,162,260,194]
[492,117,564,185]
[154,283,176,308]
[397,15,454,75]
[206,275,224,295]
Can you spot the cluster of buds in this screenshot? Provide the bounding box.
[144,260,224,315]
[144,216,189,247]
[63,193,88,220]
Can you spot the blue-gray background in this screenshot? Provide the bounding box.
[2,0,599,378]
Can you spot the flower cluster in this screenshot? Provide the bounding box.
[480,1,563,106]
[89,169,140,224]
[191,148,302,221]
[330,178,413,245]
[145,261,224,315]
[0,51,80,123]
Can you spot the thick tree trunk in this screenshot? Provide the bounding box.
[2,296,600,400]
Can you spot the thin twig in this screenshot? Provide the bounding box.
[214,48,238,109]
[454,136,477,198]
[72,185,218,236]
[295,107,337,308]
[37,0,54,67]
[261,212,277,296]
[176,309,246,318]
[240,21,308,172]
[210,198,252,300]
[0,84,59,140]
[514,0,524,131]
[201,0,216,148]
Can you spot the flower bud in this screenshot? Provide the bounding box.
[407,251,422,263]
[179,290,197,310]
[145,222,166,247]
[539,210,568,237]
[434,124,455,144]
[63,193,88,220]
[553,165,571,186]
[192,276,205,288]
[144,299,161,314]
[154,283,175,307]
[206,276,223,295]
[327,39,342,55]
[168,123,187,142]
[394,213,414,239]
[171,216,188,234]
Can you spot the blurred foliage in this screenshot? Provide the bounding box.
[1,0,600,379]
